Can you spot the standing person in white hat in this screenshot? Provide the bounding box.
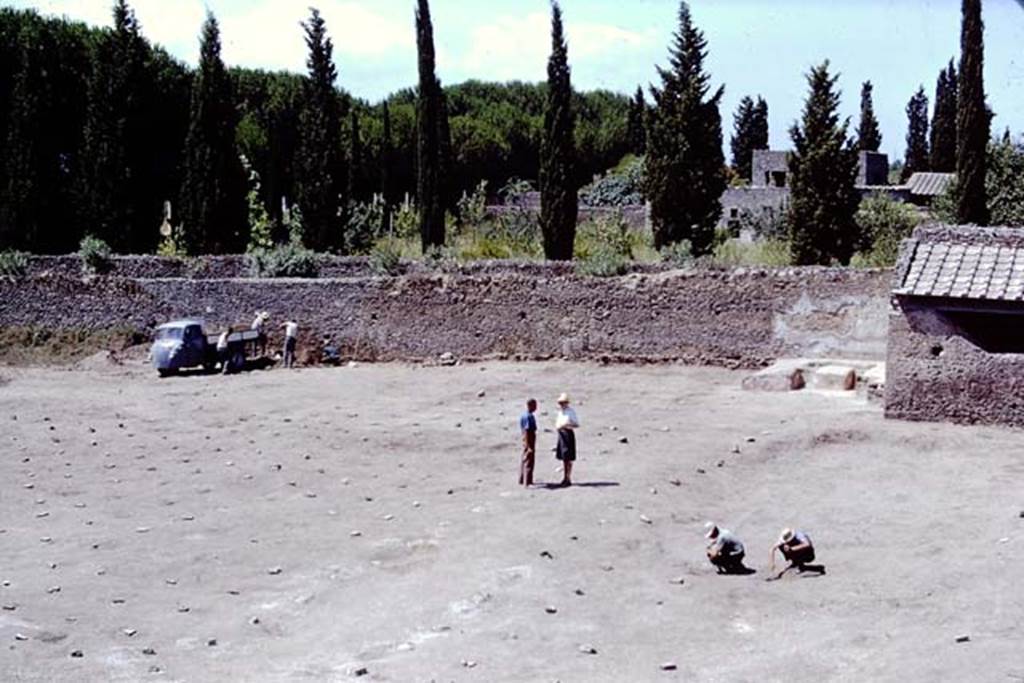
[554,392,580,487]
[769,528,826,579]
[251,311,269,356]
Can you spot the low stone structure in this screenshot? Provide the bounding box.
[0,260,891,368]
[886,224,1024,426]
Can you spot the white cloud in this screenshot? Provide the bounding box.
[459,11,656,82]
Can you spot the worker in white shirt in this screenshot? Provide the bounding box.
[281,320,299,369]
[216,326,233,374]
[251,311,269,356]
[554,392,580,487]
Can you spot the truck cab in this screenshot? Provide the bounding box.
[150,320,212,376]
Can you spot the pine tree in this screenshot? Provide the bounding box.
[626,86,647,155]
[178,12,247,255]
[77,0,150,252]
[957,0,988,225]
[645,1,726,254]
[415,0,445,251]
[857,81,882,152]
[787,61,861,266]
[930,60,958,172]
[539,1,577,261]
[903,87,930,181]
[730,95,769,182]
[295,7,345,251]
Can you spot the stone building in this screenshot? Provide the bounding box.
[886,224,1024,427]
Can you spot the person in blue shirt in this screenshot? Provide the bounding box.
[518,399,538,486]
[769,528,827,579]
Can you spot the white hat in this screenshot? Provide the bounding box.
[704,521,719,539]
[780,528,795,544]
[556,392,570,404]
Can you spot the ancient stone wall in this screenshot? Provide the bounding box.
[885,301,1024,426]
[0,264,890,368]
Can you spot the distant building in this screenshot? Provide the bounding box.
[887,224,1024,427]
[719,150,955,235]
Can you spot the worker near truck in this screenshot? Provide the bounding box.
[281,320,299,369]
[216,326,234,374]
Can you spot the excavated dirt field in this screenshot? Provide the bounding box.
[1,360,1022,682]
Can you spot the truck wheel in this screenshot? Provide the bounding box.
[231,350,245,372]
[202,362,216,374]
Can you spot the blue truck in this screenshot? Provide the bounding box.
[150,320,261,377]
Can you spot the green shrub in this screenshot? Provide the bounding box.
[457,181,489,229]
[247,242,319,278]
[711,239,792,267]
[580,156,646,207]
[659,240,694,268]
[78,235,112,275]
[392,197,419,240]
[369,237,404,276]
[854,192,921,267]
[0,249,29,277]
[244,160,274,253]
[575,212,638,277]
[346,196,386,255]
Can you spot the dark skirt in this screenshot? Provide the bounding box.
[556,429,577,462]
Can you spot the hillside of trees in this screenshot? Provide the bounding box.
[0,7,630,254]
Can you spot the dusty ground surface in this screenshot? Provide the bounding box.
[1,360,1022,682]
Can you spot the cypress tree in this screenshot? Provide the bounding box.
[752,97,769,153]
[347,109,363,203]
[77,0,149,252]
[626,86,647,155]
[903,87,930,181]
[857,81,882,152]
[295,7,345,251]
[787,61,861,266]
[730,95,768,182]
[539,1,577,261]
[178,12,246,255]
[415,0,445,251]
[0,24,42,251]
[957,0,988,225]
[380,100,396,232]
[930,59,958,172]
[645,1,726,254]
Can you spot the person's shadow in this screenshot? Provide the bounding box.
[540,481,620,490]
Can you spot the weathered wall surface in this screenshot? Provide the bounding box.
[0,266,890,367]
[885,302,1024,427]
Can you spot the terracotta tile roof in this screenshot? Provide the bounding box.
[896,240,1024,301]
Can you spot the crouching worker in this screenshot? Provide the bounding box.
[769,528,826,579]
[705,522,750,575]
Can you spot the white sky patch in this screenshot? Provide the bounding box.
[460,11,655,83]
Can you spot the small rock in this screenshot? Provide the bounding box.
[249,617,261,625]
[640,515,653,525]
[70,650,83,658]
[574,589,585,596]
[955,634,970,643]
[696,468,706,475]
[142,647,157,656]
[477,390,486,398]
[671,577,686,585]
[661,662,678,671]
[2,603,16,611]
[165,579,178,586]
[148,665,162,674]
[350,530,362,538]
[40,536,52,543]
[717,460,726,468]
[47,585,61,594]
[268,567,283,575]
[461,659,478,668]
[669,479,682,487]
[540,551,554,559]
[181,515,195,521]
[383,514,395,521]
[177,606,190,613]
[135,527,151,534]
[618,437,629,444]
[579,645,598,655]
[600,564,614,572]
[14,633,28,641]
[123,629,137,637]
[545,606,558,614]
[731,445,741,454]
[746,437,756,443]
[353,666,369,676]
[207,638,218,647]
[36,511,49,518]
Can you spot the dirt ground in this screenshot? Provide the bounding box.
[1,360,1022,682]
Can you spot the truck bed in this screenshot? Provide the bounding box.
[205,329,261,346]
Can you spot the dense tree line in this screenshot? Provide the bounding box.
[0,5,631,254]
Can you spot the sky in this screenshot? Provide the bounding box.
[10,0,1024,161]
